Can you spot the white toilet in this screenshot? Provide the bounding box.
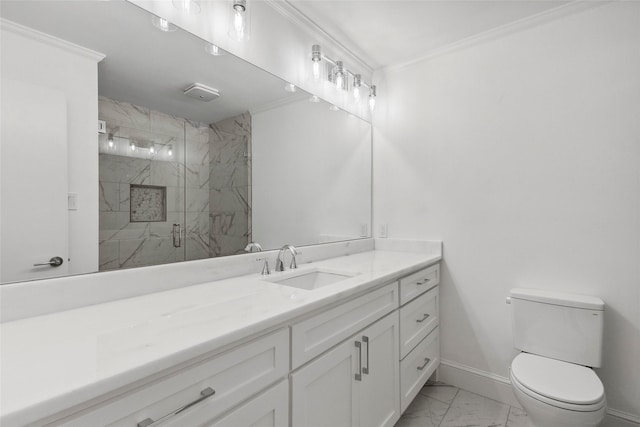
[508,288,607,427]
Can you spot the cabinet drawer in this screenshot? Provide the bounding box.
[291,282,398,369]
[165,379,288,427]
[399,286,438,359]
[52,328,289,427]
[400,327,439,413]
[399,264,439,306]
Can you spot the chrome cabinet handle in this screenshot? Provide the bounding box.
[137,387,215,427]
[362,336,370,375]
[416,278,431,286]
[355,341,362,381]
[416,313,430,323]
[417,357,431,371]
[33,256,64,267]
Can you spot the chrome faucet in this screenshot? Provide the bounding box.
[275,244,298,272]
[244,242,263,253]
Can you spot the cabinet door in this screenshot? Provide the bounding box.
[291,337,360,427]
[359,312,400,427]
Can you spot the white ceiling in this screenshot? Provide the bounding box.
[288,0,570,69]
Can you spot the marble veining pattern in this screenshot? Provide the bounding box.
[395,382,530,427]
[209,113,252,256]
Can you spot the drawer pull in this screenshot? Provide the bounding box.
[416,278,431,286]
[417,357,431,371]
[137,387,216,427]
[355,341,362,381]
[416,313,430,323]
[362,336,370,375]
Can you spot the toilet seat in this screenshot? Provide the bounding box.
[511,353,606,412]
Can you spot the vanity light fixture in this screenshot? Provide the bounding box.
[172,0,201,15]
[151,15,177,32]
[310,44,376,108]
[229,0,249,41]
[205,42,223,56]
[284,83,297,93]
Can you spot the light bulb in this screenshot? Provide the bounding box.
[167,145,173,157]
[230,0,247,41]
[107,134,114,149]
[311,45,322,80]
[130,141,136,151]
[149,145,155,155]
[334,61,345,90]
[369,85,377,111]
[353,74,362,99]
[335,73,343,90]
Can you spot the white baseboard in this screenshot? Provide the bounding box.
[437,359,640,426]
[438,359,521,408]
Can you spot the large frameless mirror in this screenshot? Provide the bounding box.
[0,0,371,284]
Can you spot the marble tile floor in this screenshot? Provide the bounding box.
[395,382,529,427]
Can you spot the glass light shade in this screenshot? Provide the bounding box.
[228,0,250,41]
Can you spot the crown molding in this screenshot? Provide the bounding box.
[263,0,374,76]
[379,0,609,74]
[1,18,105,62]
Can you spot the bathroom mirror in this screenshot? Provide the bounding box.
[0,1,371,284]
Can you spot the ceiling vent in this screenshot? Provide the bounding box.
[183,83,220,102]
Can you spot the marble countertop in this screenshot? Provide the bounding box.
[0,249,440,426]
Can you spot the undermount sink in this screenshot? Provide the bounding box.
[265,268,355,290]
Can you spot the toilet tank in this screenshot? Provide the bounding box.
[509,288,604,367]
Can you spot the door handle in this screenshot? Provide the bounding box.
[172,224,181,248]
[33,256,64,267]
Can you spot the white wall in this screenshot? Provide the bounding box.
[373,2,640,421]
[252,99,371,249]
[1,22,103,277]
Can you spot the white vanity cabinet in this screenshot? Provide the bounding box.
[47,328,289,427]
[291,312,400,427]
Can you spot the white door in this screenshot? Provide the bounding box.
[291,336,360,427]
[1,78,69,282]
[359,312,401,427]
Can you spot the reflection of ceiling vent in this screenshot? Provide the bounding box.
[183,83,220,102]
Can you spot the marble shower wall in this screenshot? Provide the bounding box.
[98,96,211,271]
[208,113,252,257]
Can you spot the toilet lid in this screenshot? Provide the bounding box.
[511,353,604,405]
